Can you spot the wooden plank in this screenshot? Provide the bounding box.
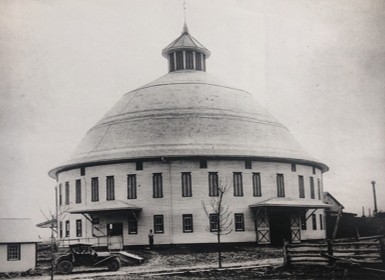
[288,243,327,248]
[290,257,329,261]
[288,253,327,258]
[288,250,328,254]
[333,249,380,253]
[333,242,379,246]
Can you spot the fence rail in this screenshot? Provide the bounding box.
[283,235,385,266]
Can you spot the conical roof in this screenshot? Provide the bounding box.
[49,70,327,177]
[162,25,211,58]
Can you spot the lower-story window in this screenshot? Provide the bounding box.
[65,220,70,237]
[234,213,245,231]
[7,244,21,261]
[59,221,63,238]
[209,213,219,232]
[76,219,82,237]
[319,214,323,230]
[182,214,193,233]
[300,213,307,230]
[312,214,317,230]
[128,212,138,234]
[154,215,164,234]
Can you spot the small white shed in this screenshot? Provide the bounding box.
[0,218,41,273]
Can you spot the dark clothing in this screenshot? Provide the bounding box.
[148,232,154,249]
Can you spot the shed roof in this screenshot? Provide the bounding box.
[0,218,41,243]
[69,200,141,214]
[249,198,331,209]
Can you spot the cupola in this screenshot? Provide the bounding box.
[162,23,211,72]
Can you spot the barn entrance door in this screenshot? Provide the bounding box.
[107,223,123,250]
[290,213,301,243]
[255,208,270,244]
[269,211,291,245]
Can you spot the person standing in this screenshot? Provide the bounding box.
[148,229,154,249]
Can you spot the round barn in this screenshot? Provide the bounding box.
[50,24,329,249]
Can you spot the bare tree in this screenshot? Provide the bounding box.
[201,180,233,268]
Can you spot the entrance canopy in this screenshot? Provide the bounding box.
[249,198,331,210]
[69,201,142,215]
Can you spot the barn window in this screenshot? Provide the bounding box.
[195,53,202,70]
[233,172,243,196]
[317,179,321,200]
[76,219,82,237]
[181,172,192,197]
[202,54,206,71]
[154,215,164,234]
[186,51,194,69]
[59,221,63,238]
[312,214,317,230]
[176,51,184,70]
[127,174,137,199]
[300,213,307,230]
[183,214,193,233]
[245,160,252,169]
[75,179,81,203]
[319,214,323,230]
[91,177,99,202]
[128,212,138,234]
[252,173,262,197]
[291,164,296,172]
[65,220,70,237]
[310,177,315,199]
[208,172,219,197]
[59,184,62,206]
[136,161,143,171]
[80,167,85,176]
[7,244,20,261]
[276,174,285,197]
[106,176,115,201]
[153,173,163,198]
[200,159,207,169]
[298,176,305,198]
[209,213,219,232]
[169,53,175,72]
[312,166,316,174]
[234,213,245,231]
[65,182,70,205]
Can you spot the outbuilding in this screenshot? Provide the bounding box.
[0,218,40,273]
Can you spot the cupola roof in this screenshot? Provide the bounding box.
[162,24,211,58]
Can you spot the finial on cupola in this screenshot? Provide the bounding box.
[182,0,189,34]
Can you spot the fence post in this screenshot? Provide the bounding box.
[283,240,290,267]
[380,237,385,264]
[327,239,334,265]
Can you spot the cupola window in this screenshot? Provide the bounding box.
[169,54,175,72]
[195,53,202,70]
[186,51,194,69]
[176,51,184,70]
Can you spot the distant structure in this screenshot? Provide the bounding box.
[0,219,40,273]
[49,23,330,248]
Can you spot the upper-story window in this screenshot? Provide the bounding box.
[136,161,143,171]
[298,175,305,198]
[233,172,243,196]
[91,177,99,202]
[252,173,262,197]
[291,164,296,172]
[65,182,70,205]
[200,159,207,169]
[181,172,192,197]
[75,179,81,204]
[208,172,219,197]
[80,167,85,176]
[186,51,194,69]
[106,176,115,201]
[312,166,316,174]
[277,174,285,197]
[153,173,163,198]
[310,177,315,199]
[59,184,62,206]
[127,174,137,199]
[317,179,322,200]
[245,160,252,169]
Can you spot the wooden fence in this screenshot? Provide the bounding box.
[284,235,385,266]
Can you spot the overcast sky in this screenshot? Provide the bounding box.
[1,0,384,229]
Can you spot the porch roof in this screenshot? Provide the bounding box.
[69,200,142,214]
[248,197,331,209]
